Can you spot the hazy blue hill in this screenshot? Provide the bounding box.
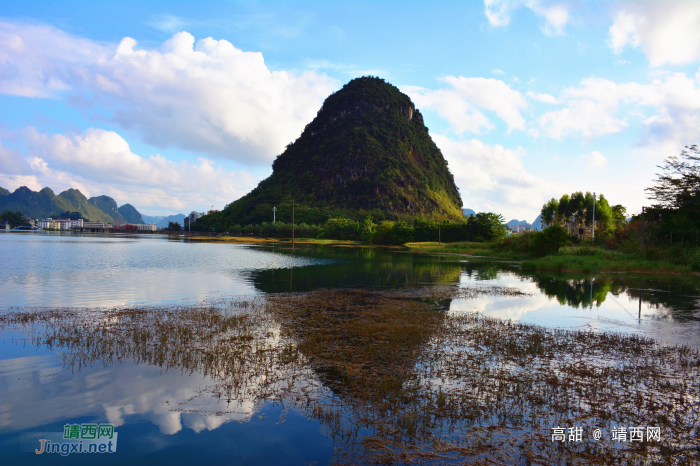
[0,186,9,196]
[142,214,163,224]
[462,208,476,216]
[89,195,125,222]
[118,204,144,224]
[532,214,543,231]
[155,214,185,229]
[194,77,463,231]
[506,219,534,229]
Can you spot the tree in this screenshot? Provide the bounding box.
[167,221,182,231]
[540,198,559,228]
[646,144,700,207]
[0,210,27,228]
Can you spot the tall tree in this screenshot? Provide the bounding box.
[0,210,27,228]
[646,144,700,207]
[540,198,559,228]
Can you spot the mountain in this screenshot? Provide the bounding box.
[531,214,543,231]
[89,195,125,222]
[0,187,9,196]
[0,186,145,224]
[154,214,186,229]
[506,219,536,232]
[118,204,144,223]
[462,208,476,216]
[194,77,463,230]
[142,214,164,224]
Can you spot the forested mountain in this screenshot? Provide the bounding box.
[194,77,463,230]
[117,204,144,223]
[89,195,125,222]
[0,186,145,224]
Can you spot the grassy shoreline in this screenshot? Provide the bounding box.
[408,241,698,274]
[176,234,698,274]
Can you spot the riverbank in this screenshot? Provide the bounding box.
[175,235,698,274]
[406,241,697,274]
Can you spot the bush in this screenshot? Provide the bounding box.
[318,218,360,240]
[530,225,572,257]
[372,221,414,245]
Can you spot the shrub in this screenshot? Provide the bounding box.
[319,218,360,240]
[372,221,414,245]
[530,225,572,257]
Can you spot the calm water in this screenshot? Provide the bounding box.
[1,232,699,464]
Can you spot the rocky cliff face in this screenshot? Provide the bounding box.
[196,77,463,228]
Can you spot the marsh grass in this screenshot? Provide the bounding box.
[1,286,698,465]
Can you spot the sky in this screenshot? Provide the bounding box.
[1,1,700,221]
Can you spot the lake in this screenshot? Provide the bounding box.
[1,232,699,464]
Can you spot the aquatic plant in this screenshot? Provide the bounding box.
[1,285,698,465]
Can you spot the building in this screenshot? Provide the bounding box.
[0,221,10,231]
[83,221,105,228]
[135,224,157,231]
[184,211,206,230]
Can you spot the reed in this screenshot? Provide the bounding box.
[1,286,697,465]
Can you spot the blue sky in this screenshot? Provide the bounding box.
[1,1,700,221]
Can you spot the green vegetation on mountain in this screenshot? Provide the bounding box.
[118,203,144,224]
[194,77,463,231]
[0,187,9,196]
[89,195,125,222]
[0,186,144,224]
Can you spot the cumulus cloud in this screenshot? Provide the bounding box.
[0,21,338,165]
[2,128,259,213]
[538,73,700,157]
[0,140,32,175]
[484,0,571,36]
[407,77,526,134]
[432,134,551,220]
[580,151,608,169]
[526,91,558,104]
[608,2,700,67]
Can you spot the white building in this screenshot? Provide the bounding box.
[135,224,157,231]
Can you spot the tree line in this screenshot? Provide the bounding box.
[539,192,627,239]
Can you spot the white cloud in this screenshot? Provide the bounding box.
[526,1,570,37]
[580,151,608,169]
[3,128,259,213]
[492,69,506,75]
[538,74,700,158]
[484,0,519,27]
[608,2,700,67]
[147,14,186,33]
[406,77,526,134]
[526,91,558,104]
[432,134,551,220]
[484,0,571,36]
[0,21,338,165]
[0,140,32,174]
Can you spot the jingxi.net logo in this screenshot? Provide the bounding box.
[22,423,118,456]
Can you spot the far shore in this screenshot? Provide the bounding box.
[170,234,700,275]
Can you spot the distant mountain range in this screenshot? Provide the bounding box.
[0,186,144,224]
[463,207,542,231]
[143,213,186,229]
[506,214,544,231]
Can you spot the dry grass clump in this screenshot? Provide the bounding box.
[1,286,698,465]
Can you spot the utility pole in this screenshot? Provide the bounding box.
[640,206,645,250]
[292,200,295,248]
[592,192,595,240]
[273,206,277,224]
